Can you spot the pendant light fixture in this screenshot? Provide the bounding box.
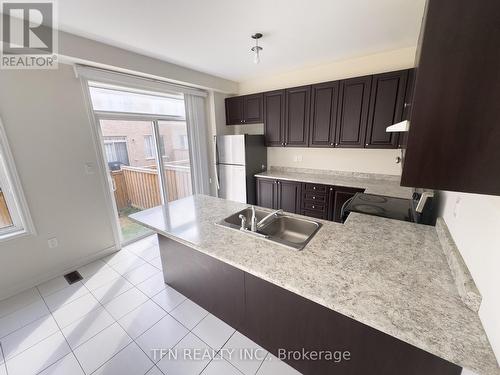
[251,33,263,64]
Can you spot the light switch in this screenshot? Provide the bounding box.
[84,162,95,175]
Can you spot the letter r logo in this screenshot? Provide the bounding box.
[2,2,53,54]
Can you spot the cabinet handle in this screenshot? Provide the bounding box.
[330,187,333,191]
[284,142,287,146]
[404,102,411,108]
[313,187,316,190]
[313,196,316,200]
[312,205,315,209]
[330,142,334,146]
[335,143,338,146]
[281,142,284,146]
[365,143,369,146]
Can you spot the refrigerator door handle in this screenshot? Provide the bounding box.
[213,135,220,190]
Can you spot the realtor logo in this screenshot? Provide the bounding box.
[1,1,58,69]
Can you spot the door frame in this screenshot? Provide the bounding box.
[79,77,192,248]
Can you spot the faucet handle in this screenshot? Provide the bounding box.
[238,214,247,230]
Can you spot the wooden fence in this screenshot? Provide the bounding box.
[111,164,192,211]
[0,192,13,228]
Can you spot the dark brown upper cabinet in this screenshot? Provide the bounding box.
[398,68,416,149]
[284,86,311,147]
[263,90,286,146]
[401,0,500,195]
[225,94,263,125]
[365,70,408,149]
[243,94,263,123]
[335,76,372,148]
[225,96,243,125]
[309,81,340,147]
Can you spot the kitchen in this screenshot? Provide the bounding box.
[0,1,498,375]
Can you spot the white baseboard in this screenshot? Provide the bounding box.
[0,245,119,301]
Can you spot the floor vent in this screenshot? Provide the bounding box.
[64,271,83,285]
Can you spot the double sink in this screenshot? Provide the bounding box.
[217,207,322,250]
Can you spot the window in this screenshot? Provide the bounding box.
[103,136,129,167]
[0,119,34,240]
[144,135,155,159]
[88,83,186,118]
[176,134,188,150]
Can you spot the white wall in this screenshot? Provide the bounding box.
[441,191,500,363]
[238,47,416,94]
[0,64,116,299]
[235,47,416,176]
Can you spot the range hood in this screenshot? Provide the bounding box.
[386,120,410,132]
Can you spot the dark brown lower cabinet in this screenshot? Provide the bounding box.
[256,178,277,209]
[159,236,462,375]
[277,180,302,214]
[257,177,364,222]
[256,178,301,214]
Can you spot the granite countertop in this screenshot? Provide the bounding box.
[130,195,499,375]
[254,167,413,199]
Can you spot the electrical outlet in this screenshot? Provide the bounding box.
[47,237,58,249]
[293,155,303,162]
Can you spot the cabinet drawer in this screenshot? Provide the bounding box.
[304,183,328,193]
[303,201,326,212]
[302,210,327,219]
[302,192,327,203]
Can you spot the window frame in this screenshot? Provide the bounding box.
[0,117,35,241]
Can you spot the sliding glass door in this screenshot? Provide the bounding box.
[88,83,194,245]
[99,119,162,243]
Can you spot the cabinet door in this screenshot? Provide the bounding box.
[309,81,339,147]
[398,68,416,149]
[263,90,285,146]
[277,180,301,214]
[401,0,500,195]
[285,86,311,147]
[365,70,408,148]
[257,178,277,209]
[335,76,372,147]
[243,94,263,124]
[225,96,243,125]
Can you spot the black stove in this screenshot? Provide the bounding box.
[342,192,436,225]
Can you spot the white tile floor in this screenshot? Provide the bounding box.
[0,235,301,375]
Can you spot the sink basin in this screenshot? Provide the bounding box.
[217,207,322,250]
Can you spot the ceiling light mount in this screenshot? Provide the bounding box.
[251,33,263,64]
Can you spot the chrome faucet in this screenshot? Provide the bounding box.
[250,206,258,232]
[257,209,283,230]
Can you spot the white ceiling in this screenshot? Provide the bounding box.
[57,0,426,82]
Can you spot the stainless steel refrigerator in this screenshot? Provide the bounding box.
[215,134,267,204]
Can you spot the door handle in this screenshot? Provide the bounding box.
[110,175,117,192]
